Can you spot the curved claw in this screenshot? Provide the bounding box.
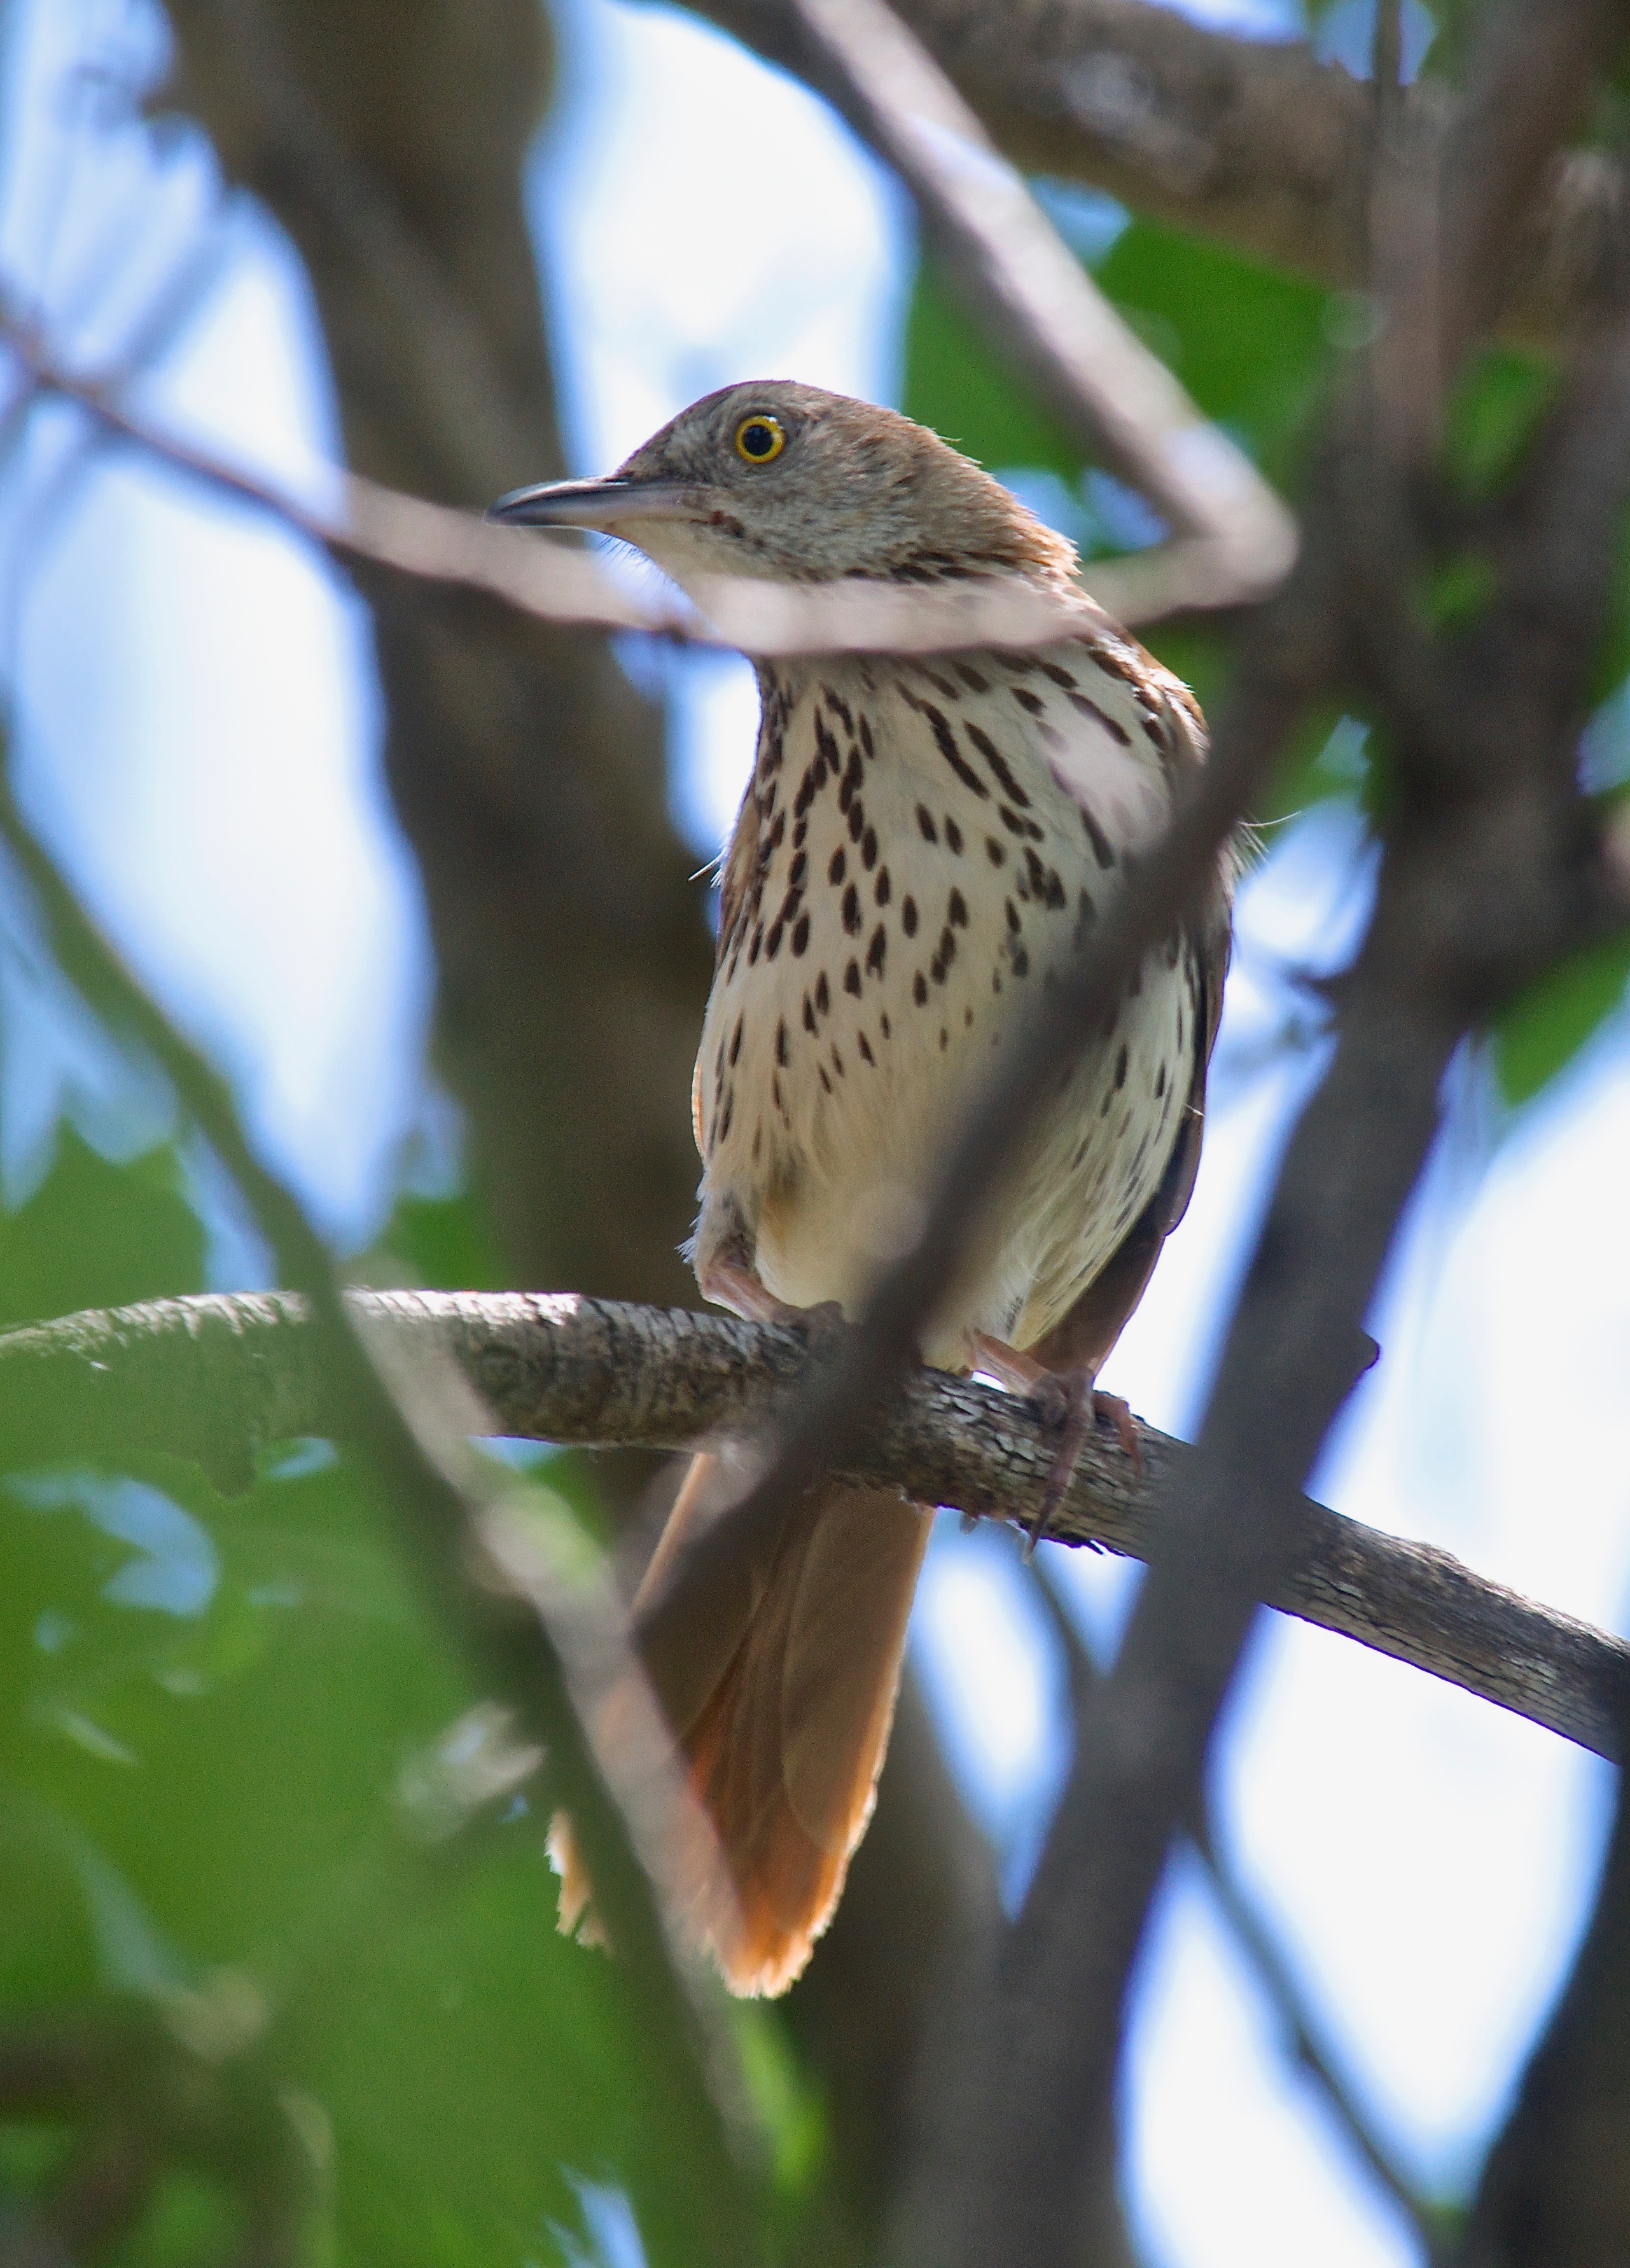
[1022,1372,1094,1561]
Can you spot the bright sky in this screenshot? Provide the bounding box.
[4,2,1630,2263]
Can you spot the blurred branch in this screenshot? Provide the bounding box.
[687,0,1630,340]
[157,0,713,1314]
[1029,1569,1451,2265]
[0,300,1267,639]
[0,781,765,2266]
[1454,1722,1630,2266]
[877,0,1630,2255]
[787,0,1297,614]
[0,2000,316,2268]
[3,1286,1629,1765]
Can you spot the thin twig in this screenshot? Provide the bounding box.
[0,301,1258,645]
[788,0,1297,617]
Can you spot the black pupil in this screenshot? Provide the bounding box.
[742,421,777,458]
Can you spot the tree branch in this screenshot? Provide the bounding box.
[3,1285,1627,1765]
[0,302,1268,641]
[681,0,1630,338]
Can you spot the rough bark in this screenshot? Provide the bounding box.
[4,1286,1628,1765]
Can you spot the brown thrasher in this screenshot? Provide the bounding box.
[491,381,1232,1996]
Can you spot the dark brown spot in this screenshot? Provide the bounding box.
[765,921,784,959]
[986,837,1007,865]
[954,662,991,694]
[945,816,964,854]
[1080,805,1117,869]
[1155,1062,1166,1098]
[1114,1043,1128,1089]
[844,959,862,997]
[858,1031,875,1065]
[819,1064,832,1094]
[789,850,807,886]
[848,802,865,842]
[862,826,878,870]
[948,887,968,927]
[1012,945,1030,977]
[902,896,919,938]
[867,924,887,977]
[913,971,928,1005]
[831,1043,845,1076]
[924,704,989,798]
[998,804,1026,836]
[860,714,874,758]
[829,847,846,885]
[776,1019,788,1067]
[917,804,938,843]
[940,1027,949,1050]
[880,1012,891,1039]
[843,883,861,935]
[1013,687,1044,715]
[804,996,818,1034]
[875,867,891,906]
[1068,687,1132,742]
[816,971,830,1016]
[792,913,811,956]
[966,721,1031,807]
[729,1016,743,1066]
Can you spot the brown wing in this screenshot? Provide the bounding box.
[1028,874,1232,1381]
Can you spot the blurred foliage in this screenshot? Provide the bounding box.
[9,40,1630,2261]
[0,1076,792,2263]
[1493,933,1630,1105]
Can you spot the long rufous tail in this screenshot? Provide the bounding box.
[551,1454,931,1997]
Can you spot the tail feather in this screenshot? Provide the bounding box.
[552,1455,930,1997]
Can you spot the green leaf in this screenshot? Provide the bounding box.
[370,1189,510,1293]
[1444,344,1560,503]
[1492,932,1630,1104]
[902,265,1080,482]
[0,1131,205,1328]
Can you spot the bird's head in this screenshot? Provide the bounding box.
[487,380,1076,595]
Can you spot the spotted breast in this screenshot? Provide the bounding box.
[691,623,1216,1372]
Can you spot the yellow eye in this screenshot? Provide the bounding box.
[734,414,786,464]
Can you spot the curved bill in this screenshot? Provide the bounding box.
[485,476,694,530]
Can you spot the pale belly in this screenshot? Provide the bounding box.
[691,648,1196,1370]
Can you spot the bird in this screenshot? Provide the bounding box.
[489,380,1232,1997]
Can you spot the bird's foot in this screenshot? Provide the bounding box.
[698,1256,847,1358]
[971,1335,1141,1559]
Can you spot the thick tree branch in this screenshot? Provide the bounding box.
[683,0,1630,337]
[2,1286,1627,1766]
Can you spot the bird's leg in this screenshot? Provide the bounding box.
[697,1248,847,1353]
[971,1333,1141,1559]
